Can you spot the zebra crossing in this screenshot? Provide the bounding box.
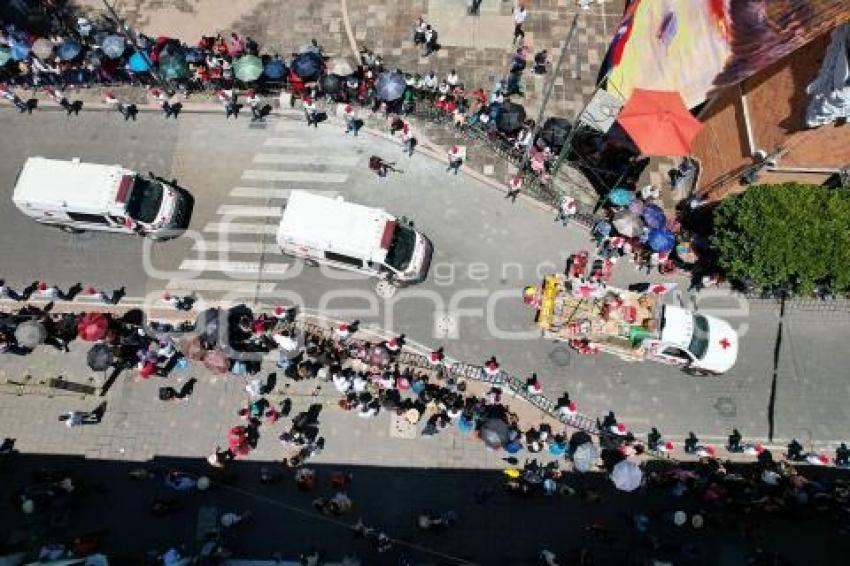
[165,120,356,296]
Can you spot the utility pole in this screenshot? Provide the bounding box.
[518,14,579,177]
[100,0,165,88]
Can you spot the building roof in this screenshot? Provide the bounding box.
[276,190,395,262]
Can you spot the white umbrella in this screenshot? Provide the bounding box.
[610,459,643,492]
[327,57,354,76]
[571,442,599,472]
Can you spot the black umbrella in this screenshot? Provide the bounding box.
[376,72,406,102]
[540,117,572,151]
[496,102,526,135]
[292,52,323,81]
[480,418,510,449]
[87,343,114,371]
[319,73,342,95]
[195,308,221,345]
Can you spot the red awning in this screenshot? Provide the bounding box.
[616,89,703,157]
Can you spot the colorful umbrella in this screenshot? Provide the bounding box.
[319,73,341,94]
[77,313,109,342]
[292,52,322,81]
[641,204,667,229]
[647,228,676,252]
[263,59,286,79]
[32,38,55,59]
[376,71,406,101]
[101,35,125,58]
[128,51,151,72]
[0,48,11,66]
[480,418,510,449]
[184,47,205,63]
[616,88,703,157]
[10,42,31,61]
[159,55,188,80]
[496,102,526,134]
[607,187,634,206]
[57,40,82,61]
[234,54,263,82]
[572,442,599,472]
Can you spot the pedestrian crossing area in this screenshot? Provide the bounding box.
[165,119,359,297]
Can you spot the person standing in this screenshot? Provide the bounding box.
[424,25,439,56]
[446,145,463,174]
[413,16,428,45]
[554,195,577,226]
[248,90,264,122]
[469,0,484,16]
[401,123,417,157]
[342,104,359,136]
[219,89,239,119]
[512,3,528,45]
[303,96,319,128]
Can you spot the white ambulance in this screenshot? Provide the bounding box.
[11,157,191,239]
[276,190,433,285]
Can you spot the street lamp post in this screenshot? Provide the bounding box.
[517,14,579,179]
[100,0,166,88]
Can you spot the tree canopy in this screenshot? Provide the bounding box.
[710,183,850,295]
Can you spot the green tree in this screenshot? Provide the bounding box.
[710,183,850,295]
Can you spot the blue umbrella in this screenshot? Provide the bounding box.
[101,35,125,58]
[184,48,205,63]
[376,71,406,102]
[128,51,151,72]
[263,59,286,79]
[607,187,634,207]
[57,40,82,61]
[10,42,31,61]
[647,228,676,252]
[642,204,667,230]
[292,52,322,80]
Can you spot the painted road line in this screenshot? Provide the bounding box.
[165,279,278,293]
[263,137,306,148]
[192,241,280,254]
[203,222,278,235]
[242,169,349,183]
[229,187,340,199]
[253,153,359,167]
[178,259,290,275]
[216,205,283,218]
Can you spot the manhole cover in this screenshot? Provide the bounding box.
[714,396,737,418]
[548,346,572,368]
[375,280,397,299]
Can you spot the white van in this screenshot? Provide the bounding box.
[12,157,191,239]
[276,190,432,285]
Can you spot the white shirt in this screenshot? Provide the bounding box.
[560,197,577,215]
[423,74,437,89]
[446,72,459,86]
[513,7,528,25]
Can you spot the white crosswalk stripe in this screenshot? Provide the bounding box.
[216,205,283,217]
[179,259,291,275]
[242,169,348,183]
[229,187,339,199]
[253,153,359,166]
[166,279,278,293]
[263,137,306,148]
[192,240,280,254]
[203,222,278,235]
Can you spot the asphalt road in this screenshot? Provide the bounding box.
[1,110,849,445]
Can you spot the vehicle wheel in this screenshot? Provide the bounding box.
[684,367,717,377]
[59,225,85,234]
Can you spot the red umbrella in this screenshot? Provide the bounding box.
[77,313,109,342]
[616,89,703,157]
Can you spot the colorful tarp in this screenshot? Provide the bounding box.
[601,0,850,109]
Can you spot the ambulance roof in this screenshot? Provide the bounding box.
[12,157,130,213]
[277,190,396,262]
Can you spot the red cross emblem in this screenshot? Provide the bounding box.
[719,337,731,350]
